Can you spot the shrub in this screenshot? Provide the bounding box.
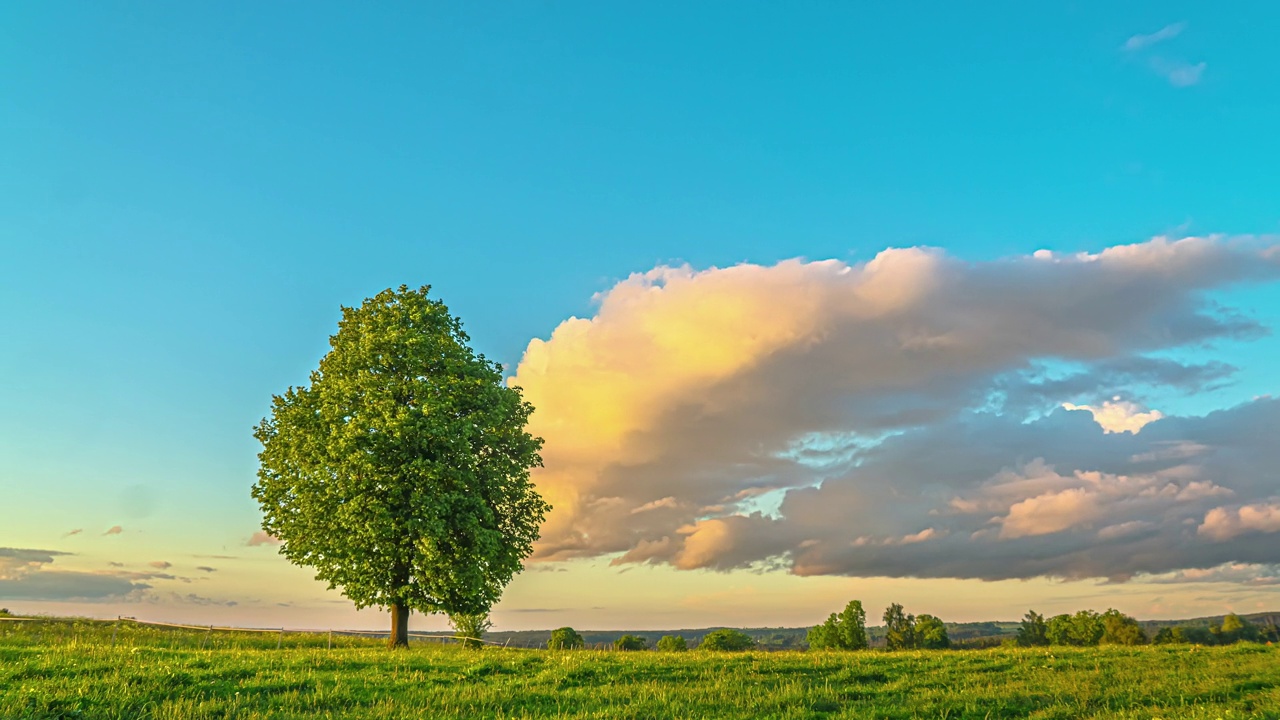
[613,634,648,651]
[698,629,754,651]
[548,627,584,650]
[656,635,687,652]
[448,613,492,650]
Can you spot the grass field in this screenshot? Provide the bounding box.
[2,617,1278,719]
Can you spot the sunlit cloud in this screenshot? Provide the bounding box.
[512,236,1280,583]
[102,525,123,536]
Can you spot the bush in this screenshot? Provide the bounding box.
[698,629,754,651]
[0,608,10,617]
[448,613,492,650]
[656,635,687,652]
[548,627,584,650]
[613,634,648,651]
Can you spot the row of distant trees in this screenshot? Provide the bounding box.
[1016,610,1279,647]
[806,602,1279,651]
[546,627,753,651]
[807,601,949,650]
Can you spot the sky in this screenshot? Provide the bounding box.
[3,2,1280,632]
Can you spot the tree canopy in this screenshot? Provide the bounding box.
[252,286,549,647]
[807,600,868,650]
[548,627,585,650]
[698,629,755,651]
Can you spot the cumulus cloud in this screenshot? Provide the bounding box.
[246,531,281,547]
[512,236,1280,582]
[1199,501,1280,541]
[0,548,153,601]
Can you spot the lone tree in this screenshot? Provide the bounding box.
[252,286,549,648]
[548,627,585,650]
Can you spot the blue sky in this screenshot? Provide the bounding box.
[3,2,1279,630]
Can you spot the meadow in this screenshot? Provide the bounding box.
[2,617,1278,720]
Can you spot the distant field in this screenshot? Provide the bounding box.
[2,617,1279,719]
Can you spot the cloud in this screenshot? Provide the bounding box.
[246,531,282,547]
[0,548,152,601]
[103,526,123,536]
[1062,397,1163,434]
[1152,59,1206,88]
[148,561,172,570]
[1144,563,1280,586]
[61,529,83,538]
[1123,22,1186,51]
[1199,501,1280,541]
[511,236,1280,582]
[195,566,217,573]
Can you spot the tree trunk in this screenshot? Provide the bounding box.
[389,602,410,649]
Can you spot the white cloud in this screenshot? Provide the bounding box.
[1123,23,1186,51]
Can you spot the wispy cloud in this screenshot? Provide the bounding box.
[148,561,172,570]
[1121,22,1205,87]
[61,529,83,538]
[102,525,123,536]
[195,566,217,573]
[1123,22,1186,51]
[1153,59,1206,88]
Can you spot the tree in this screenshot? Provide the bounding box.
[698,629,755,651]
[252,286,550,648]
[1062,610,1104,646]
[449,612,492,650]
[915,614,950,649]
[548,627,584,650]
[808,600,869,651]
[1215,613,1256,644]
[1017,610,1049,647]
[1100,609,1147,646]
[883,603,917,650]
[1045,614,1073,646]
[614,634,648,651]
[656,635,687,652]
[1153,627,1187,645]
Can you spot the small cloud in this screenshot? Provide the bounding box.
[62,529,83,538]
[1152,59,1206,87]
[148,561,172,570]
[103,526,123,536]
[1123,22,1186,51]
[107,562,124,568]
[246,531,282,547]
[195,566,217,573]
[1062,398,1163,434]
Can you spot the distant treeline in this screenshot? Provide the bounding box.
[482,608,1279,651]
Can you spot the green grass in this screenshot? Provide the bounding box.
[3,617,1279,719]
